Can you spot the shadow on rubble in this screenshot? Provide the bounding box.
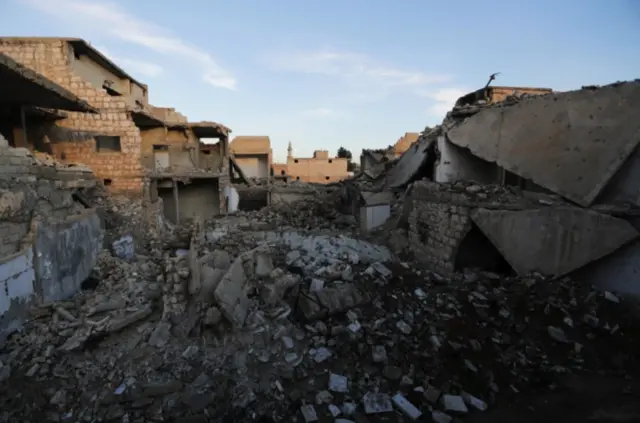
[455,223,515,276]
[467,374,640,423]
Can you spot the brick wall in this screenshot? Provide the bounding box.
[0,39,144,195]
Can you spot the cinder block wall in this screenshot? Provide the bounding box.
[0,39,144,194]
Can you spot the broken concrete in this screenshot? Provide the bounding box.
[446,81,640,206]
[471,206,639,276]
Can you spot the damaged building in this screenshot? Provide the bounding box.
[360,132,420,174]
[351,81,640,297]
[0,52,103,344]
[0,37,232,224]
[2,33,640,423]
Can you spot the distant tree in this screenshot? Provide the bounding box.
[337,147,358,172]
[337,146,353,160]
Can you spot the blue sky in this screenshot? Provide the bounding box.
[2,0,639,161]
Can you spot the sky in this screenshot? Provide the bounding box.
[2,0,639,162]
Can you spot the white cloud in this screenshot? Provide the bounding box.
[299,107,350,120]
[97,46,163,78]
[265,49,451,97]
[20,0,236,90]
[423,88,468,117]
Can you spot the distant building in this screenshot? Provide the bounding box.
[393,132,420,157]
[360,131,420,173]
[272,142,349,184]
[230,135,272,179]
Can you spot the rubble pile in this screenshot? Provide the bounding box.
[1,211,639,422]
[223,190,354,232]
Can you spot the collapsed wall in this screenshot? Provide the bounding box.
[0,141,103,345]
[405,180,638,277]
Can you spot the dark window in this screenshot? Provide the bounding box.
[103,179,112,186]
[153,144,169,151]
[294,159,299,163]
[96,136,121,152]
[328,159,333,163]
[325,176,330,180]
[280,170,286,176]
[296,176,300,181]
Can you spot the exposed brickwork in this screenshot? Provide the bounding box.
[0,39,143,195]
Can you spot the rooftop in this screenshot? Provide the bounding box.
[0,37,147,89]
[0,52,98,113]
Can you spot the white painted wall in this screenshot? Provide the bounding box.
[224,186,239,213]
[360,205,391,232]
[235,156,268,178]
[0,247,35,346]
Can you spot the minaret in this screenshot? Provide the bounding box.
[287,141,293,159]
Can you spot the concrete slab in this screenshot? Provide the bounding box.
[471,206,639,277]
[34,211,104,302]
[572,239,640,298]
[386,137,434,188]
[447,82,640,206]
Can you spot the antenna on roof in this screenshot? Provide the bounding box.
[484,72,501,88]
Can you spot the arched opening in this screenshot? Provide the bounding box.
[454,223,514,275]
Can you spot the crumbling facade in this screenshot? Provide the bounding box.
[0,37,232,223]
[136,106,231,223]
[0,53,104,345]
[0,38,149,194]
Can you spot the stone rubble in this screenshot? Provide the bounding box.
[0,190,639,423]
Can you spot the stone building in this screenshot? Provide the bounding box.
[0,37,231,223]
[0,52,103,345]
[230,136,272,179]
[274,142,349,184]
[136,105,231,224]
[0,37,150,194]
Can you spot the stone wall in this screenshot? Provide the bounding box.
[408,182,472,275]
[0,247,35,345]
[0,145,104,345]
[0,39,144,194]
[0,147,96,256]
[406,181,536,275]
